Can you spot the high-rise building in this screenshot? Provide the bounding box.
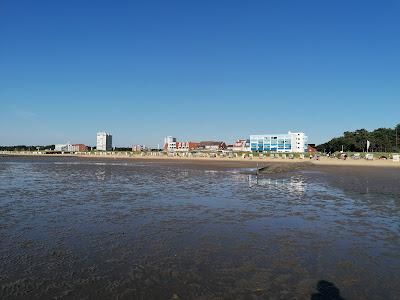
[250,131,308,153]
[97,132,112,151]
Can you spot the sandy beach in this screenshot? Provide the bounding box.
[2,152,400,169]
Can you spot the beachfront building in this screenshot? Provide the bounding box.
[176,141,199,152]
[164,136,177,152]
[164,136,176,145]
[132,145,145,152]
[250,132,308,153]
[54,143,88,152]
[163,136,199,152]
[71,144,88,152]
[307,144,317,153]
[163,137,227,152]
[233,139,251,152]
[96,132,112,151]
[197,141,227,151]
[55,144,73,151]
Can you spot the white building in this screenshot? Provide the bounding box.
[132,145,148,152]
[250,131,308,153]
[97,132,112,151]
[164,136,177,152]
[233,139,251,152]
[54,143,73,152]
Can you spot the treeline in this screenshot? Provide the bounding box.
[0,145,55,151]
[317,124,400,153]
[113,147,132,151]
[0,146,163,152]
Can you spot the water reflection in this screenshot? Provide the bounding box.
[247,175,306,194]
[95,167,108,181]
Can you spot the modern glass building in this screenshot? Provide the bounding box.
[250,132,308,153]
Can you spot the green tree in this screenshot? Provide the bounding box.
[317,123,399,153]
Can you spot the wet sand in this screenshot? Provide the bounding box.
[0,156,399,299]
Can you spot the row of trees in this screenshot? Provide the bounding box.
[317,124,400,153]
[0,146,162,152]
[0,145,56,151]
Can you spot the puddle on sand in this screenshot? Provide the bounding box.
[0,156,399,299]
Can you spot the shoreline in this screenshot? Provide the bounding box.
[1,152,400,169]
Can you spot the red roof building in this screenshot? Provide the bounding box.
[307,144,317,153]
[72,144,88,152]
[176,141,199,151]
[198,141,227,150]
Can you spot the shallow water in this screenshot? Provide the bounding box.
[0,156,399,299]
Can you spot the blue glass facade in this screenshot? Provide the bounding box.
[250,132,308,153]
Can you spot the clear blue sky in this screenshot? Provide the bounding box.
[1,0,399,147]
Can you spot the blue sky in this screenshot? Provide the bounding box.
[1,0,399,147]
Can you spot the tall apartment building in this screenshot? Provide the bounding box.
[250,131,308,153]
[96,132,112,151]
